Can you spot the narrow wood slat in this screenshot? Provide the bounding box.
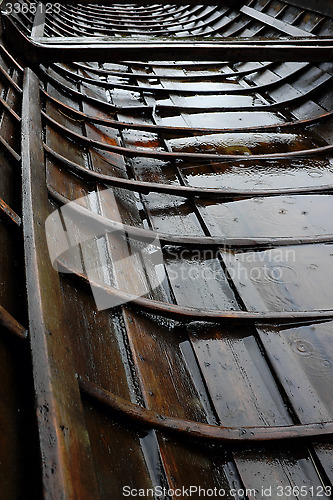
[21,67,99,499]
[0,44,24,73]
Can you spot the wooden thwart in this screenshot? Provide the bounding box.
[21,67,99,499]
[3,14,333,62]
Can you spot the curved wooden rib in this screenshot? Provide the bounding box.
[57,258,333,323]
[43,113,333,161]
[0,135,21,162]
[45,145,333,199]
[0,44,24,72]
[63,4,202,25]
[68,3,191,18]
[41,65,333,115]
[61,5,220,28]
[52,61,313,96]
[79,377,333,443]
[0,304,27,340]
[71,60,272,80]
[0,197,21,226]
[53,6,240,38]
[50,7,231,38]
[49,185,333,248]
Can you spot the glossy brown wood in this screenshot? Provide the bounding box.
[4,13,333,63]
[80,377,333,443]
[44,143,333,199]
[0,36,42,499]
[3,1,333,497]
[0,304,27,339]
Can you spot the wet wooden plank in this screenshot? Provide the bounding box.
[17,3,333,497]
[257,321,333,482]
[224,242,333,480]
[47,75,175,494]
[196,195,333,238]
[58,277,156,498]
[223,244,333,313]
[0,43,42,498]
[60,71,247,494]
[169,280,326,498]
[92,177,235,496]
[120,310,240,496]
[21,67,99,499]
[179,157,333,192]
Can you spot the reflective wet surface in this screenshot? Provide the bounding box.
[21,0,333,497]
[180,158,333,190]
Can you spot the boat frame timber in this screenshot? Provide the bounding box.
[2,7,333,62]
[4,0,333,497]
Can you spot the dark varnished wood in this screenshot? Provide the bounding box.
[3,1,333,497]
[21,68,99,499]
[0,304,27,339]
